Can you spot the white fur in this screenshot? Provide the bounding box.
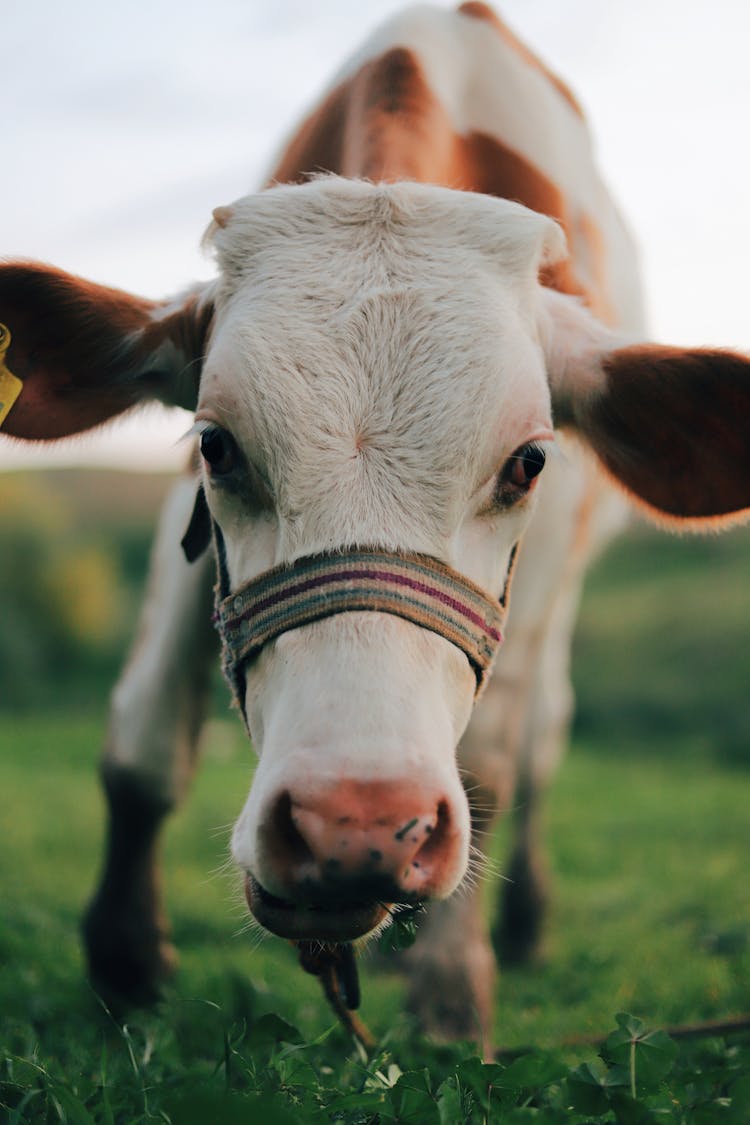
[197,178,563,890]
[107,477,215,804]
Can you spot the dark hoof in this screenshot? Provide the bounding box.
[82,897,177,1008]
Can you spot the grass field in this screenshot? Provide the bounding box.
[2,717,749,1120]
[2,471,750,1120]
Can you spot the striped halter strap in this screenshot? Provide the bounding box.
[214,546,512,710]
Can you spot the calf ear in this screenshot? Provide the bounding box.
[544,290,750,525]
[0,262,213,440]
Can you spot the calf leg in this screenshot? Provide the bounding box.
[403,664,524,1044]
[84,767,175,1005]
[493,781,550,965]
[83,477,216,1004]
[405,456,623,1038]
[493,581,580,965]
[405,508,594,1036]
[403,794,502,1045]
[403,609,576,1039]
[491,450,621,965]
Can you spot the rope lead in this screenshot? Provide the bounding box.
[296,940,376,1051]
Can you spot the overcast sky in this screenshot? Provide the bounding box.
[2,0,748,470]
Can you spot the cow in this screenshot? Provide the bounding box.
[2,2,750,1042]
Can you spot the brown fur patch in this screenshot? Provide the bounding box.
[0,264,211,439]
[458,131,593,307]
[269,82,350,185]
[270,48,458,185]
[564,345,750,521]
[348,48,460,181]
[458,1,585,119]
[0,263,155,439]
[573,211,614,324]
[361,46,424,115]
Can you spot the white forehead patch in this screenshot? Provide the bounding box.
[201,178,560,553]
[208,177,565,291]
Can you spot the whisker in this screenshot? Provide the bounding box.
[208,821,237,839]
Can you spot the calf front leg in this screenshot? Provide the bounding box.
[493,576,580,965]
[404,787,503,1046]
[493,776,552,965]
[403,585,575,1039]
[403,647,568,1040]
[83,477,216,1004]
[84,765,175,1005]
[403,667,522,1044]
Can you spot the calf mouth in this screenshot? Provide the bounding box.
[245,875,391,942]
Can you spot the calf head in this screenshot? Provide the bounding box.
[3,178,750,943]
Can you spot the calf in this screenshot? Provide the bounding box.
[3,3,750,1041]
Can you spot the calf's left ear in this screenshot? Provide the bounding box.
[0,262,213,440]
[543,290,750,525]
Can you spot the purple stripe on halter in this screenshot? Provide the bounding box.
[225,566,502,642]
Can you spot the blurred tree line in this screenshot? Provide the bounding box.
[1,471,170,713]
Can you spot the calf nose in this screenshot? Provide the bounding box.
[261,779,463,902]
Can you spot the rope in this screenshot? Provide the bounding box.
[296,941,376,1051]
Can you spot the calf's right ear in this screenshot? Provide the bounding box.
[543,289,750,526]
[0,262,213,440]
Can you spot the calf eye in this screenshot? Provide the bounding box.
[200,424,239,477]
[493,442,547,508]
[507,442,546,488]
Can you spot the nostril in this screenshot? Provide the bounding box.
[264,791,316,872]
[408,800,452,879]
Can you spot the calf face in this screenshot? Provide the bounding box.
[200,181,561,938]
[3,177,750,946]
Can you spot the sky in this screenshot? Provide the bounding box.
[2,0,749,470]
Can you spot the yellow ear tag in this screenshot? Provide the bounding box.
[0,323,23,428]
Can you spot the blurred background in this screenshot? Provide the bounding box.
[1,0,749,1056]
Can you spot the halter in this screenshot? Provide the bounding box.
[181,485,514,717]
[216,545,508,705]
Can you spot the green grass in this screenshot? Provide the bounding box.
[572,523,750,769]
[1,714,749,1121]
